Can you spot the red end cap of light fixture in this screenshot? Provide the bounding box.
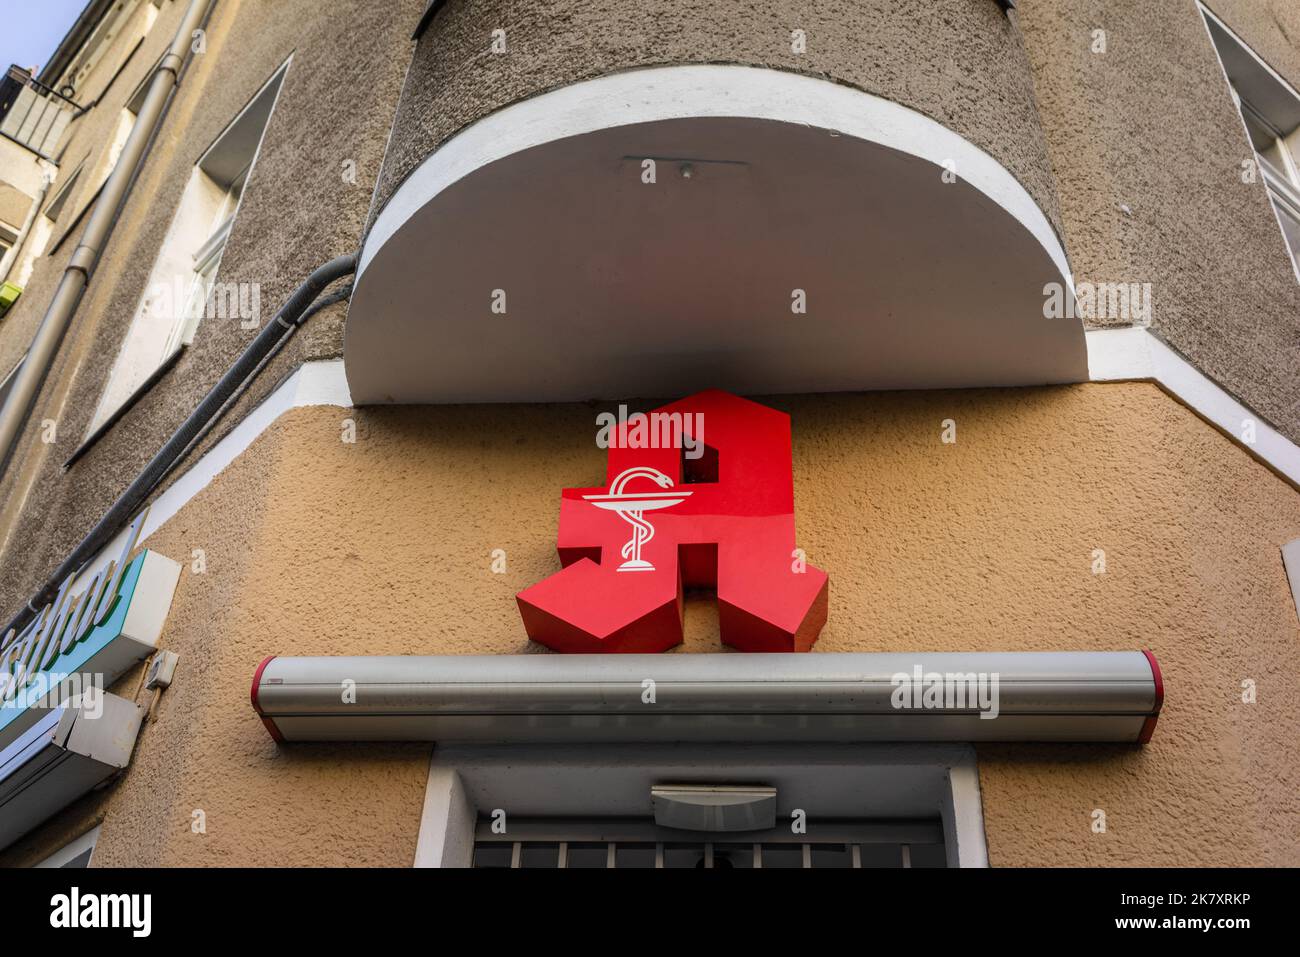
[1137,649,1163,745]
[250,655,284,743]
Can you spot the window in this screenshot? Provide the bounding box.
[470,818,947,869]
[1201,4,1300,278]
[35,825,101,868]
[44,119,140,257]
[416,744,988,868]
[61,0,161,104]
[124,55,158,116]
[92,109,138,195]
[45,109,139,259]
[86,61,287,436]
[42,163,83,224]
[165,167,243,356]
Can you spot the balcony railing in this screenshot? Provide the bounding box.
[0,66,82,159]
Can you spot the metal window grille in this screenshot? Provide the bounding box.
[472,818,946,869]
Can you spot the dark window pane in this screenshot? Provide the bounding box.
[908,843,948,868]
[565,842,609,868]
[1243,106,1280,155]
[472,844,513,868]
[520,843,559,868]
[858,844,903,868]
[614,843,657,868]
[682,443,719,483]
[759,844,805,868]
[663,843,707,868]
[712,844,754,869]
[810,843,853,868]
[61,848,93,868]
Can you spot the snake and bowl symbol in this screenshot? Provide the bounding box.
[582,466,692,572]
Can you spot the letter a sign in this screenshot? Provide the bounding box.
[517,390,828,652]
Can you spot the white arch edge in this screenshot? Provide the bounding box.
[359,63,1073,285]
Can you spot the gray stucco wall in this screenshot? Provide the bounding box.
[373,0,1065,238]
[0,0,424,614]
[375,0,1300,443]
[1018,0,1300,443]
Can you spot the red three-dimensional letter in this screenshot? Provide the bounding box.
[517,390,829,652]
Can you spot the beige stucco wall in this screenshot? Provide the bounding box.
[2,380,1297,866]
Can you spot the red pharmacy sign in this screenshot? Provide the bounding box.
[517,390,828,652]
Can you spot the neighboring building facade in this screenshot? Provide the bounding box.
[0,0,1297,867]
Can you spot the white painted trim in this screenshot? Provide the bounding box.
[361,64,1072,287]
[195,56,293,177]
[72,359,353,591]
[413,766,474,868]
[1085,325,1155,382]
[139,359,351,545]
[1198,3,1300,107]
[1087,327,1300,487]
[1282,539,1300,625]
[1195,1,1300,284]
[944,751,990,868]
[35,824,101,868]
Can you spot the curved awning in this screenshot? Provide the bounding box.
[346,65,1086,404]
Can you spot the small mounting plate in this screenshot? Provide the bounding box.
[144,650,179,691]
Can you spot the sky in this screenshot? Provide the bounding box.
[0,0,91,76]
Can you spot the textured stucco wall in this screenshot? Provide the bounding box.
[1017,0,1300,445]
[0,184,32,233]
[374,0,1064,237]
[2,381,1297,866]
[0,137,48,207]
[0,398,431,867]
[0,0,424,618]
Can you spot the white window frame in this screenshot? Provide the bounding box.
[84,108,139,201]
[1199,2,1300,281]
[62,0,158,102]
[86,59,289,437]
[35,825,101,868]
[42,163,84,225]
[1283,538,1300,626]
[162,167,244,356]
[415,744,988,869]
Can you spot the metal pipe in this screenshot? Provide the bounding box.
[0,0,215,474]
[0,253,355,639]
[159,282,353,473]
